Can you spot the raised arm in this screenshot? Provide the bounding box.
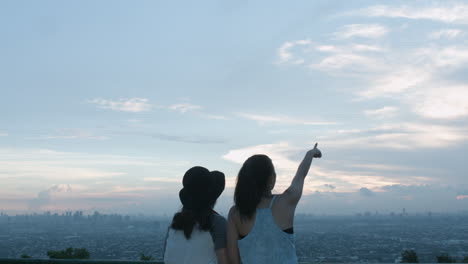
[226,207,241,264]
[284,143,322,205]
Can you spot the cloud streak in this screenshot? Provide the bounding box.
[321,123,468,149]
[28,184,72,209]
[168,103,202,113]
[364,106,398,119]
[334,24,389,39]
[237,113,336,126]
[354,4,468,24]
[429,29,465,39]
[88,98,152,112]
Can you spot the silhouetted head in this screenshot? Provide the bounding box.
[171,166,225,239]
[234,154,276,220]
[179,166,225,210]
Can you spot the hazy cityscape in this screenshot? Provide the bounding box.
[1,211,467,263]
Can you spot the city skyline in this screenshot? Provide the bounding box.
[1,0,468,215]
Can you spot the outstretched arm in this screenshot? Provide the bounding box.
[284,143,322,205]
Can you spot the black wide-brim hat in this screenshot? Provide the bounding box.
[179,166,225,210]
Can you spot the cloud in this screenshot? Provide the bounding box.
[88,98,152,112]
[277,40,386,72]
[321,123,468,149]
[312,53,379,71]
[359,46,468,119]
[168,103,202,113]
[223,142,300,171]
[334,24,389,39]
[236,113,336,126]
[278,21,468,120]
[364,106,399,119]
[199,114,228,120]
[456,195,468,200]
[359,187,374,197]
[0,132,7,136]
[28,184,72,209]
[429,29,465,39]
[42,129,109,140]
[151,133,226,144]
[277,39,311,64]
[359,66,433,98]
[323,184,336,190]
[354,4,468,24]
[0,148,173,182]
[413,85,468,119]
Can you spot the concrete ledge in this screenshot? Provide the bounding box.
[0,259,163,264]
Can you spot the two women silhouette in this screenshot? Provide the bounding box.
[164,143,322,264]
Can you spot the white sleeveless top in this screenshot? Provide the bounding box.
[164,213,227,264]
[164,227,217,264]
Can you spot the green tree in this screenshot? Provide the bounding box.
[47,247,90,259]
[401,250,419,263]
[20,254,31,258]
[436,253,456,263]
[140,253,154,261]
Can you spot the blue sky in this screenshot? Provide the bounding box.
[1,0,468,215]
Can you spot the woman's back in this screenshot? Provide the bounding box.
[237,196,297,264]
[164,227,217,264]
[227,146,322,264]
[164,213,227,264]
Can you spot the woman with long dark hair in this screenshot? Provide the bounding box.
[164,166,228,264]
[227,143,322,264]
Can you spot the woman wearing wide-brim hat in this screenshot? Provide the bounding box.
[164,166,228,264]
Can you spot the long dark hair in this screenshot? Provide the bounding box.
[171,202,215,239]
[234,154,275,220]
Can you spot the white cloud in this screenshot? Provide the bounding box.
[278,40,386,72]
[278,35,468,121]
[413,85,468,119]
[223,142,300,171]
[168,103,202,113]
[351,44,386,52]
[429,29,464,39]
[0,132,7,136]
[312,53,379,71]
[358,46,468,119]
[199,113,228,120]
[29,184,73,209]
[417,46,468,68]
[359,66,433,98]
[321,123,468,149]
[42,129,108,140]
[356,4,468,24]
[364,106,399,119]
[237,113,336,126]
[0,161,126,181]
[277,39,311,64]
[334,24,389,39]
[88,98,152,112]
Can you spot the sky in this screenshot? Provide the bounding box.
[1,0,468,216]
